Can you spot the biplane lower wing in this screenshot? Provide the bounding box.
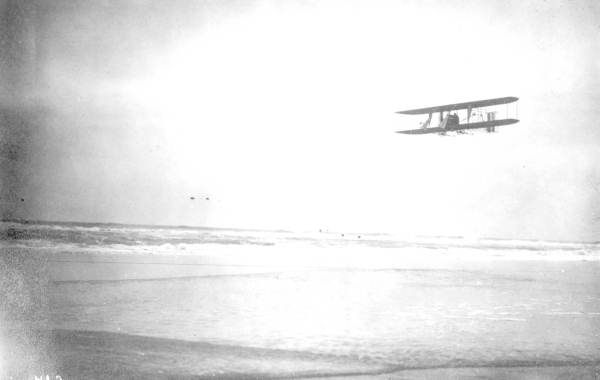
[396,118,519,135]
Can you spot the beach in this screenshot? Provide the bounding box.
[2,221,600,379]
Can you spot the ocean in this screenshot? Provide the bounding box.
[1,220,600,379]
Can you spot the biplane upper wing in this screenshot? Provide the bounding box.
[396,96,518,115]
[396,118,519,134]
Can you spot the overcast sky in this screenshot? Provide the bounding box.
[1,0,599,241]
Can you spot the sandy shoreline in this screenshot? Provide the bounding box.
[3,248,600,379]
[46,329,600,380]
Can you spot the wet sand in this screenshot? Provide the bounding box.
[48,329,600,380]
[45,329,600,380]
[3,245,600,379]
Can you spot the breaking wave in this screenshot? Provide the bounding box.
[1,220,598,261]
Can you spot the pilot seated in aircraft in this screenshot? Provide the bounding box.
[448,113,460,127]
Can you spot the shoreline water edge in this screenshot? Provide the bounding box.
[1,221,599,379]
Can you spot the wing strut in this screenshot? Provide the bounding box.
[421,112,432,129]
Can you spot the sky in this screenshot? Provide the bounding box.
[1,0,599,241]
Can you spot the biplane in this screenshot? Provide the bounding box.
[396,96,519,135]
